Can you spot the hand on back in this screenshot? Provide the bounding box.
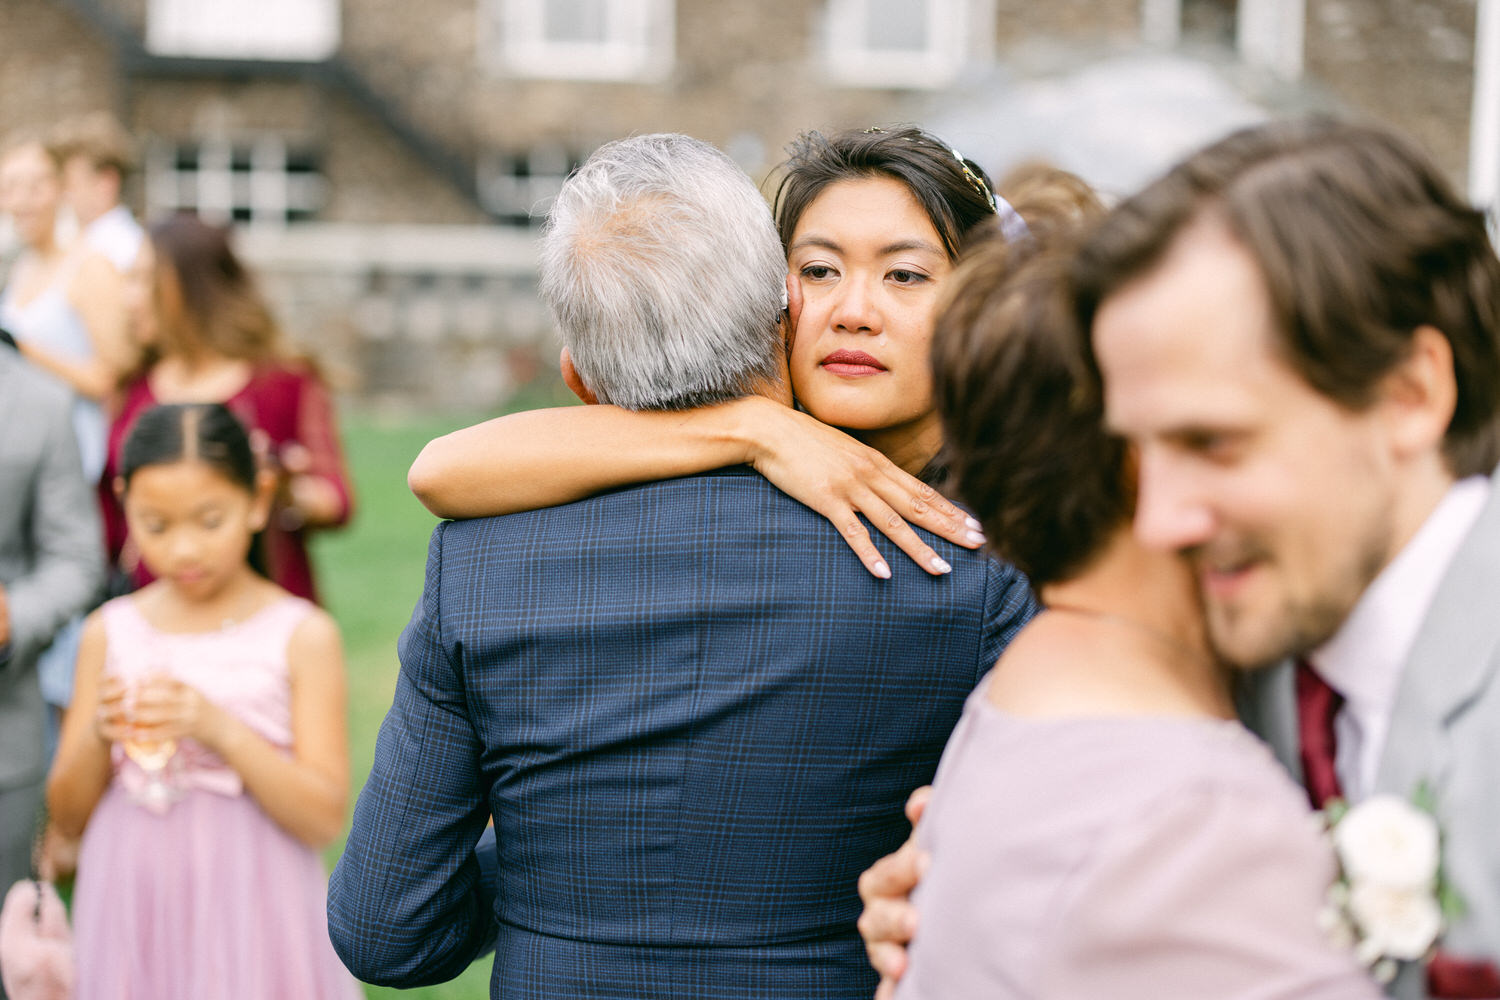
[858,785,930,997]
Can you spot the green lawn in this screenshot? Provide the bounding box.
[314,381,574,998]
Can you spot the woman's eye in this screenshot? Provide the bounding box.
[800,264,835,281]
[201,515,224,529]
[889,269,929,285]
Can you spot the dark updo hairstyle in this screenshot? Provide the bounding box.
[772,125,1000,261]
[120,402,258,493]
[930,174,1126,588]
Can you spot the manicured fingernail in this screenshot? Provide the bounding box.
[930,556,951,574]
[964,530,985,545]
[965,515,982,530]
[873,560,892,579]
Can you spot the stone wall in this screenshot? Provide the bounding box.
[236,224,553,412]
[0,0,120,140]
[993,0,1142,49]
[3,0,1492,413]
[1306,0,1476,182]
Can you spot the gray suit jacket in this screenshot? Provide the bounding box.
[0,351,103,788]
[1239,465,1500,998]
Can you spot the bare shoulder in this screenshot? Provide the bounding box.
[78,606,109,648]
[986,611,1095,712]
[983,610,1167,718]
[288,603,342,650]
[69,249,120,287]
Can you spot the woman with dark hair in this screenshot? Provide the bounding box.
[885,208,1379,998]
[49,402,359,1000]
[408,125,1028,578]
[102,215,353,603]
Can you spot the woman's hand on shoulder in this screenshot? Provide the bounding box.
[733,397,986,577]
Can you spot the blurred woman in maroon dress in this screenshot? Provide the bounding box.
[103,215,353,603]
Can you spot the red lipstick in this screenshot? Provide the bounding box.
[820,349,887,376]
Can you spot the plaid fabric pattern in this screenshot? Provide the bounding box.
[330,467,1036,999]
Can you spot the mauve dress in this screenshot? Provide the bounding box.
[71,595,360,1000]
[896,678,1383,1000]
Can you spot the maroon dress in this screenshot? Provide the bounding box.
[102,362,354,604]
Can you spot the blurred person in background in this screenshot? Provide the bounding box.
[0,130,130,761]
[104,214,354,604]
[0,131,136,475]
[52,111,144,278]
[48,403,359,1000]
[0,340,103,1000]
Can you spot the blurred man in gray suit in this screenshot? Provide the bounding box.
[1078,119,1500,997]
[860,120,1500,1000]
[0,335,102,988]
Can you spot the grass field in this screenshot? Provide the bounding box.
[313,382,573,998]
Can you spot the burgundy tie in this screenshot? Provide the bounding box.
[1428,951,1500,998]
[1292,666,1500,995]
[1294,659,1344,809]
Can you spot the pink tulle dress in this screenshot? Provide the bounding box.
[72,595,361,1000]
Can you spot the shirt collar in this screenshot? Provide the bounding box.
[1309,476,1490,714]
[83,205,131,237]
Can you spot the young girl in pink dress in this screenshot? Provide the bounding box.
[46,402,360,1000]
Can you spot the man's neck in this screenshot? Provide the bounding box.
[1380,453,1458,581]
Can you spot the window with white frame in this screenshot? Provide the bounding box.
[824,0,976,89]
[489,0,674,81]
[147,0,339,61]
[479,146,584,227]
[145,138,326,227]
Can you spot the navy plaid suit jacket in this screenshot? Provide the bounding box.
[329,467,1036,999]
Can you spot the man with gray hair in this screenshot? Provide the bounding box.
[330,133,1033,999]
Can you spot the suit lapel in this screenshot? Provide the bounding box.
[0,358,21,457]
[1236,661,1302,781]
[1376,467,1500,798]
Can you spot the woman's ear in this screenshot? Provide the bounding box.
[560,347,598,405]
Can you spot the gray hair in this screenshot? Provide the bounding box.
[539,133,787,410]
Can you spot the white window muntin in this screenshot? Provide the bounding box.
[145,137,325,228]
[491,0,674,82]
[825,0,973,90]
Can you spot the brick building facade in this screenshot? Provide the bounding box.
[0,0,1490,409]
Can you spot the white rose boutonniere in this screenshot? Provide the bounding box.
[1319,788,1463,983]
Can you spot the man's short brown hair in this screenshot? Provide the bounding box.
[51,111,137,178]
[1074,117,1500,477]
